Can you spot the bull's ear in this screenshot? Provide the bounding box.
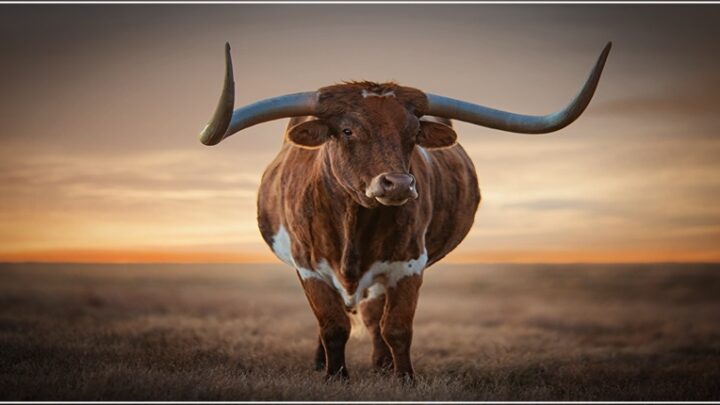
[287,119,330,148]
[417,120,457,149]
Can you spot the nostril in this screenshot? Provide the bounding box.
[380,175,395,190]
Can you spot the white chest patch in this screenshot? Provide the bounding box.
[271,225,427,309]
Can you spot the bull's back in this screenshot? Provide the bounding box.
[417,143,481,266]
[256,146,287,249]
[257,116,318,251]
[256,140,323,263]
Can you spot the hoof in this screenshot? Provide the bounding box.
[325,367,350,382]
[397,371,415,386]
[372,356,393,374]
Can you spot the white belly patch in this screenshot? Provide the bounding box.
[271,225,428,308]
[271,224,295,267]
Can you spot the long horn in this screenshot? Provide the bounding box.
[426,42,611,134]
[199,43,318,146]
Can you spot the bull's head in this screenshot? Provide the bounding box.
[200,42,611,207]
[286,82,458,207]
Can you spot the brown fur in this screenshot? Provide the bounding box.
[257,82,481,379]
[300,277,351,379]
[382,274,423,380]
[359,294,393,371]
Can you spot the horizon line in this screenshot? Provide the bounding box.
[3,1,719,4]
[2,260,720,266]
[2,247,719,266]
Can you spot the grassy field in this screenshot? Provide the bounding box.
[1,262,719,401]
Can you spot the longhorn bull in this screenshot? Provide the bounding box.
[199,42,611,380]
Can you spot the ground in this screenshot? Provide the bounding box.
[1,262,719,401]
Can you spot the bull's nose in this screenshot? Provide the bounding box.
[380,173,415,194]
[366,172,418,205]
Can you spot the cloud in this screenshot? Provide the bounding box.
[591,77,720,126]
[0,149,265,252]
[502,197,610,213]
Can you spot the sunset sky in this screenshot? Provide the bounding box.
[1,4,719,263]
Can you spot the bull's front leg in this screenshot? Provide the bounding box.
[359,291,393,372]
[301,278,351,380]
[381,274,423,381]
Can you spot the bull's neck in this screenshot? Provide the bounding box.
[309,148,369,284]
[302,148,423,292]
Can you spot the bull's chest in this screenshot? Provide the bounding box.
[270,223,427,308]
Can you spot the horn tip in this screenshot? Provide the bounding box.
[603,41,612,56]
[224,42,234,75]
[593,42,612,71]
[225,42,232,62]
[199,129,221,146]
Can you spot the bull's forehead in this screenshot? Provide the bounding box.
[352,96,415,131]
[316,82,429,118]
[361,89,396,98]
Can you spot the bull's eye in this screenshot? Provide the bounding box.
[342,128,353,137]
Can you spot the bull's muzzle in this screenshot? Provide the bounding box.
[365,173,418,206]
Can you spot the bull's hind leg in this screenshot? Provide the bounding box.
[301,278,351,380]
[381,274,423,381]
[313,335,326,371]
[359,290,393,372]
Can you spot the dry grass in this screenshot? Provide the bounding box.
[1,262,719,401]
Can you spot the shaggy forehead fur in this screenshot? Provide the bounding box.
[316,81,429,118]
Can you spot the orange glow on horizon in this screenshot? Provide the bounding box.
[445,249,720,264]
[0,249,275,264]
[2,248,718,265]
